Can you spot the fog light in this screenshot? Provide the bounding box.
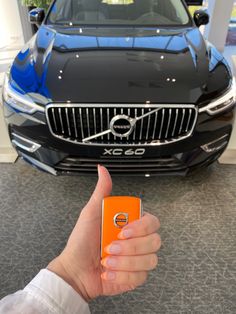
[201,134,229,153]
[12,133,41,153]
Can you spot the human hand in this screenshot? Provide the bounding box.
[47,165,161,302]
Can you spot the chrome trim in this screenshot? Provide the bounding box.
[109,114,135,139]
[114,108,117,140]
[146,109,151,140]
[127,108,131,140]
[179,108,185,135]
[79,108,84,138]
[152,111,158,139]
[185,109,192,132]
[86,108,90,137]
[20,153,57,175]
[165,109,172,139]
[58,108,64,134]
[93,108,97,134]
[51,108,57,131]
[72,108,78,138]
[65,108,71,136]
[12,133,41,153]
[100,108,103,139]
[172,108,179,137]
[201,134,229,153]
[84,129,111,142]
[107,108,110,140]
[159,108,165,139]
[140,108,144,141]
[133,108,137,140]
[45,104,198,147]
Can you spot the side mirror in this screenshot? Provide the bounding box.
[28,8,45,26]
[193,9,209,27]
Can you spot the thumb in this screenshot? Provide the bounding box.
[83,165,112,216]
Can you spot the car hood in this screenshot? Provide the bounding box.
[10,26,231,106]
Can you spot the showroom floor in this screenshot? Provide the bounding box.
[0,159,236,314]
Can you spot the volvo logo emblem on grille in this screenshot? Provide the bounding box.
[110,115,136,138]
[113,212,129,228]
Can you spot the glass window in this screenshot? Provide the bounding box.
[226,2,236,46]
[47,0,191,26]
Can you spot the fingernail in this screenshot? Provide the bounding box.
[106,243,121,254]
[105,271,116,280]
[106,257,117,267]
[120,229,133,239]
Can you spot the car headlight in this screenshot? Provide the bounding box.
[2,72,44,114]
[199,78,236,115]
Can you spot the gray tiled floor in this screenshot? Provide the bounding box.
[0,159,236,314]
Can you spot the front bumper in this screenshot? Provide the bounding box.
[3,101,236,176]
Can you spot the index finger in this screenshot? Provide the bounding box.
[117,212,160,239]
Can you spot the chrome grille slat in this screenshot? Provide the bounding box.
[179,109,185,135]
[114,108,117,140]
[72,108,78,138]
[47,104,197,146]
[79,108,84,138]
[93,108,96,134]
[107,108,110,140]
[100,108,103,140]
[58,108,64,134]
[152,111,158,139]
[127,108,131,140]
[185,109,192,132]
[172,109,179,137]
[165,109,172,139]
[146,109,151,140]
[140,109,144,141]
[52,108,58,132]
[86,108,90,137]
[133,108,137,140]
[65,108,71,136]
[159,109,165,139]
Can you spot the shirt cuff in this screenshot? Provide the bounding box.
[24,269,90,314]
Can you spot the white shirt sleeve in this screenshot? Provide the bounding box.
[0,269,91,314]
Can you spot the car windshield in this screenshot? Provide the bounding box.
[47,0,191,27]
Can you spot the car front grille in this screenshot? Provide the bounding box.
[55,156,187,176]
[46,104,197,146]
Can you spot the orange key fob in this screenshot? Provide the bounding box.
[101,196,142,259]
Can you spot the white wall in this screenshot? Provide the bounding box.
[204,0,235,52]
[0,0,21,162]
[0,0,24,48]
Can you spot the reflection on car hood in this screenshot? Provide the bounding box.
[10,25,231,105]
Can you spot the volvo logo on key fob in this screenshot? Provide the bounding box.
[113,212,129,228]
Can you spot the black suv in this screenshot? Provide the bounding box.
[2,0,236,176]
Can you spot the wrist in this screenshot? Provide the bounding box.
[47,256,91,303]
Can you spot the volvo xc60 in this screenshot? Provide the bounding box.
[2,0,236,176]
